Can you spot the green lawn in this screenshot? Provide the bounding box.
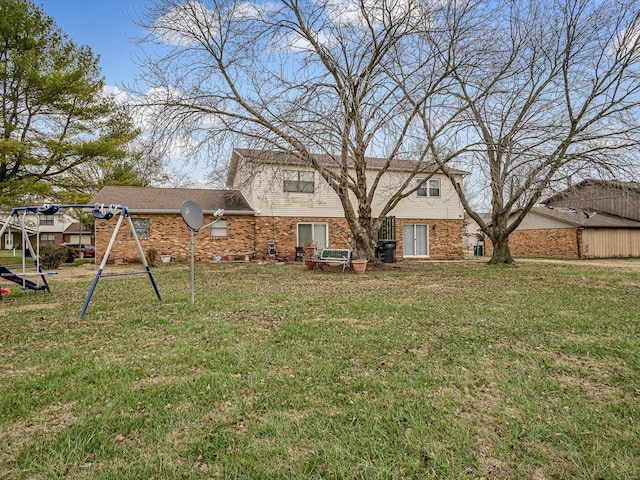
[1,259,639,479]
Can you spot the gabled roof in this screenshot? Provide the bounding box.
[542,179,640,204]
[529,206,640,228]
[90,186,254,215]
[227,148,468,187]
[0,219,36,235]
[64,222,93,234]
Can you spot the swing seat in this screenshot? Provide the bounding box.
[92,208,113,220]
[37,205,59,215]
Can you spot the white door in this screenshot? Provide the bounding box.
[4,233,13,250]
[403,224,429,257]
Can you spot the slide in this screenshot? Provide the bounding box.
[0,264,48,291]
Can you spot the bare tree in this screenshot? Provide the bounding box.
[135,0,463,259]
[410,0,640,263]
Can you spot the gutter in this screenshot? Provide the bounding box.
[125,209,255,216]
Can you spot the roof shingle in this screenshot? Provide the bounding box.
[90,186,254,214]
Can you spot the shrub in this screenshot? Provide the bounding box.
[64,247,76,263]
[39,245,68,269]
[146,248,158,267]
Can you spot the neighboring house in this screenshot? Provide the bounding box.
[483,180,640,259]
[463,213,489,255]
[90,187,255,263]
[0,209,77,250]
[227,148,467,260]
[63,222,95,246]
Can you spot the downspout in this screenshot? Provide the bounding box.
[253,212,258,258]
[576,227,584,259]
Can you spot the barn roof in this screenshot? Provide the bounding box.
[530,206,640,228]
[542,179,640,205]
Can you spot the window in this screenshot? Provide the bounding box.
[40,233,55,245]
[40,215,54,226]
[417,178,441,197]
[210,219,227,237]
[131,218,150,238]
[297,222,328,250]
[403,224,429,257]
[429,179,441,197]
[284,170,314,193]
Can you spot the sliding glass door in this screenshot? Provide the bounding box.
[403,224,429,257]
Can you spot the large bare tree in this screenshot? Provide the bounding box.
[409,0,640,263]
[136,0,465,260]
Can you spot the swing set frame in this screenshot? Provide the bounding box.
[0,203,161,318]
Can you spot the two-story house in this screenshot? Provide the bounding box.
[226,149,467,260]
[0,208,84,251]
[90,149,467,263]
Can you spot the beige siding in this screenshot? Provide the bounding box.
[239,162,464,220]
[514,212,570,230]
[581,229,640,258]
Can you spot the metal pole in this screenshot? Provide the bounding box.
[79,213,125,318]
[190,228,195,303]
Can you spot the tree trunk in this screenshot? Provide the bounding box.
[353,229,377,261]
[488,236,515,265]
[345,212,377,261]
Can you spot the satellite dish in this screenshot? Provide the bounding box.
[181,200,203,231]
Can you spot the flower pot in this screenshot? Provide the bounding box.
[351,259,367,273]
[304,258,315,270]
[161,255,171,263]
[227,254,236,262]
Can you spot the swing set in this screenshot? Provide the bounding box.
[0,203,161,318]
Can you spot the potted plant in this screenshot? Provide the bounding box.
[351,258,367,273]
[303,241,316,257]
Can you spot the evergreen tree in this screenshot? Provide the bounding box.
[0,0,140,205]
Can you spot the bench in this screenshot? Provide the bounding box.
[314,248,352,272]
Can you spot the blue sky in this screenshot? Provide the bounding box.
[37,0,214,184]
[37,0,145,88]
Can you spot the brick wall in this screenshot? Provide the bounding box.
[255,216,352,260]
[95,213,255,263]
[395,218,465,260]
[95,213,465,263]
[483,227,580,259]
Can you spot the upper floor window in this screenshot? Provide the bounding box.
[284,170,314,193]
[417,178,440,198]
[40,215,54,226]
